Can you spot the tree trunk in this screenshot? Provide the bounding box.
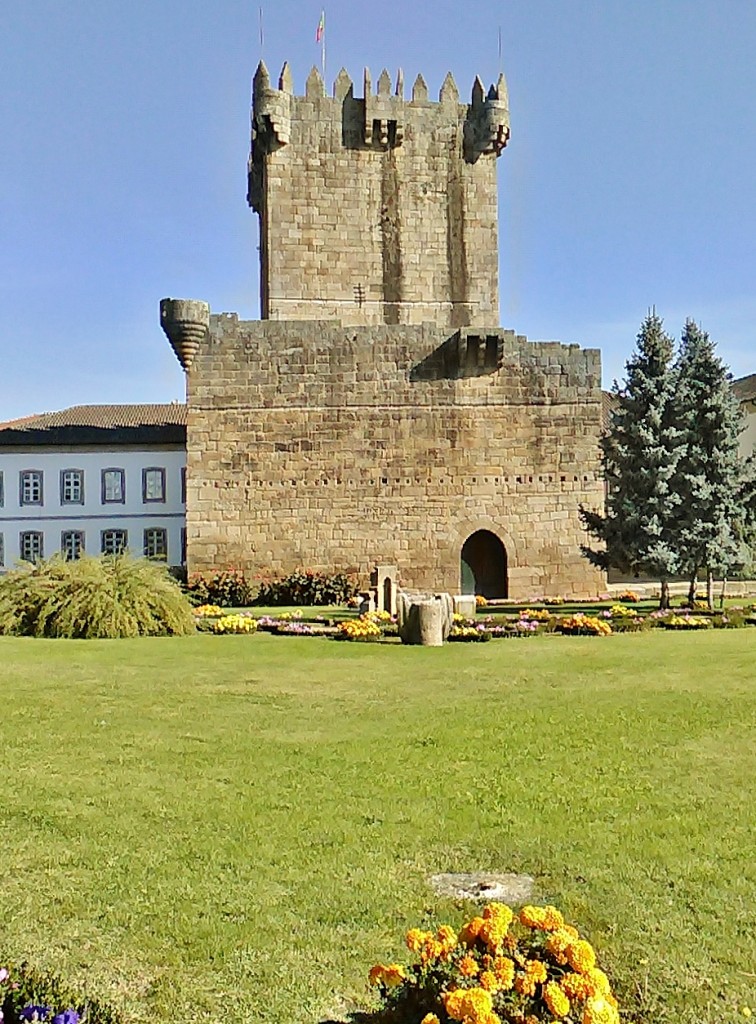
[706,569,714,610]
[687,570,698,607]
[719,576,727,609]
[659,578,670,610]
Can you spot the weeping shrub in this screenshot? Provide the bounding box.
[0,554,196,639]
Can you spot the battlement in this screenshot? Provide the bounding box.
[248,61,510,328]
[248,62,509,196]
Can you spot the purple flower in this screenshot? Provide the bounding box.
[52,1011,80,1024]
[20,1006,51,1022]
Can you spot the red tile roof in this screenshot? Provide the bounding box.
[0,404,187,432]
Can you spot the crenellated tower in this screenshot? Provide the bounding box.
[248,63,509,328]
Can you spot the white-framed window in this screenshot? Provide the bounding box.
[180,467,186,505]
[144,527,167,560]
[101,468,125,504]
[20,531,44,562]
[61,530,84,561]
[101,529,127,555]
[20,470,43,506]
[142,467,166,503]
[60,469,84,505]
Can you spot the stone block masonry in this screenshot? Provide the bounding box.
[248,63,509,329]
[163,59,607,599]
[185,316,606,599]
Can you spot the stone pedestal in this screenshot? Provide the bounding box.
[397,591,453,646]
[370,564,398,616]
[453,595,477,618]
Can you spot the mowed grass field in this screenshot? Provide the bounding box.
[0,631,754,1024]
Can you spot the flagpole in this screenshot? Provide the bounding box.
[259,5,264,57]
[321,9,326,80]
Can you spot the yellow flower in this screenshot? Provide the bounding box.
[519,904,563,931]
[543,981,571,1019]
[545,929,573,964]
[458,916,486,946]
[583,967,612,997]
[566,940,596,974]
[493,956,515,990]
[367,963,405,988]
[483,902,514,927]
[443,987,494,1022]
[421,1015,441,1024]
[742,1008,752,1019]
[368,964,384,986]
[562,972,591,1001]
[527,959,548,984]
[459,954,480,977]
[381,963,406,988]
[406,928,429,952]
[420,937,444,965]
[479,970,501,992]
[437,924,458,953]
[582,996,619,1024]
[515,973,538,997]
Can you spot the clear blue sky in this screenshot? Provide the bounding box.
[3,0,755,420]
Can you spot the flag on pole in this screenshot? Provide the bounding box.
[316,10,325,42]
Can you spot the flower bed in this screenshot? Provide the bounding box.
[0,963,121,1024]
[556,614,612,637]
[369,902,619,1024]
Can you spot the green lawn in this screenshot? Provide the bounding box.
[1,631,754,1024]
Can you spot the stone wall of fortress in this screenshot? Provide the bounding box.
[185,316,606,598]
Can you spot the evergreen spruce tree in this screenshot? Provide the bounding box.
[580,312,683,608]
[673,320,747,606]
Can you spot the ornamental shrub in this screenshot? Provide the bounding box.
[185,569,254,607]
[0,555,195,639]
[0,961,122,1024]
[368,902,620,1024]
[256,569,359,606]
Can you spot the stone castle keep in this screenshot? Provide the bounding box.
[161,61,606,599]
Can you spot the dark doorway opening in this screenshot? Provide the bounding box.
[460,530,508,599]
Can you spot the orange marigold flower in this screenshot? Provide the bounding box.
[406,928,429,952]
[443,986,495,1022]
[368,964,385,986]
[519,904,564,932]
[483,902,514,928]
[545,929,574,964]
[503,933,518,952]
[421,1015,441,1024]
[480,917,509,953]
[584,968,612,997]
[458,916,486,946]
[519,905,545,929]
[515,973,538,997]
[563,924,579,940]
[479,970,501,992]
[562,973,591,1001]
[582,996,620,1024]
[493,956,515,990]
[437,924,458,951]
[543,981,571,1019]
[527,959,548,984]
[381,963,406,988]
[421,938,444,964]
[459,954,480,978]
[566,940,596,974]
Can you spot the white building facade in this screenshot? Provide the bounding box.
[734,375,756,459]
[0,405,186,571]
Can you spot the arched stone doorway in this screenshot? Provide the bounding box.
[460,530,508,599]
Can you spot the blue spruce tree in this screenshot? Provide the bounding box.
[673,320,748,606]
[580,312,683,608]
